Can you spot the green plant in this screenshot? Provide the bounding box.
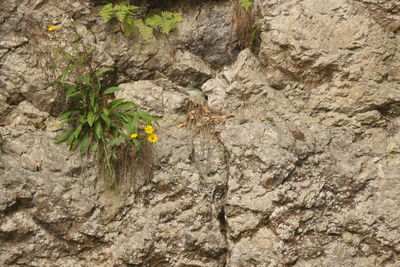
[239,0,253,9]
[52,42,158,188]
[249,23,261,52]
[100,2,182,40]
[145,11,183,35]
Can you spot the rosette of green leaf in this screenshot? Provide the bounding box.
[54,67,157,157]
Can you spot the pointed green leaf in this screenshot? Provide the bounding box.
[66,87,81,102]
[73,124,83,138]
[107,98,125,108]
[101,113,111,128]
[54,128,74,144]
[117,113,129,123]
[102,87,124,96]
[103,107,110,116]
[57,110,74,120]
[94,121,103,140]
[114,101,136,111]
[136,110,156,124]
[66,130,75,146]
[70,137,80,151]
[61,82,75,90]
[79,115,87,124]
[95,68,113,77]
[89,94,96,108]
[62,117,75,124]
[80,132,90,156]
[123,116,138,134]
[87,111,95,127]
[94,102,99,113]
[92,142,99,152]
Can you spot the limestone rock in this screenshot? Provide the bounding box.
[171,1,240,69]
[117,79,189,117]
[166,50,213,88]
[1,0,400,266]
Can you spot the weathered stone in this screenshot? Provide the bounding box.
[257,0,400,116]
[202,49,270,111]
[117,79,189,117]
[1,0,400,266]
[166,50,213,87]
[171,1,240,69]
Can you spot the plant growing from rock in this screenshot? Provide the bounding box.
[249,23,261,52]
[100,1,182,40]
[50,34,158,188]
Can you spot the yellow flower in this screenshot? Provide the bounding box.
[147,134,158,143]
[130,133,138,139]
[144,125,154,134]
[48,25,57,31]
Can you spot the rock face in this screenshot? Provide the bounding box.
[1,0,400,266]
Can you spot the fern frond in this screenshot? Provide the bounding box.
[100,2,180,39]
[139,25,153,40]
[133,19,153,40]
[145,14,162,28]
[162,12,183,34]
[123,17,136,36]
[114,2,137,23]
[145,11,182,35]
[100,3,114,22]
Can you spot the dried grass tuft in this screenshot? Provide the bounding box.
[231,0,255,50]
[179,101,223,137]
[98,141,154,193]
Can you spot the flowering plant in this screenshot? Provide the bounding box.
[50,32,158,188]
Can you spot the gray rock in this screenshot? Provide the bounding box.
[171,1,240,69]
[117,79,189,117]
[1,0,400,266]
[166,50,213,88]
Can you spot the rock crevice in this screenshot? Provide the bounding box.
[1,0,400,266]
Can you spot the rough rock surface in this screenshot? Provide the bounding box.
[1,0,400,266]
